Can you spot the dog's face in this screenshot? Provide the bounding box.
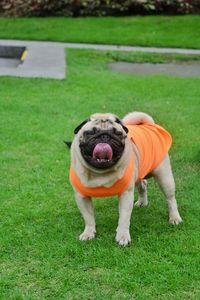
[73,113,128,170]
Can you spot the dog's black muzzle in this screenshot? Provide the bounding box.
[79,127,126,169]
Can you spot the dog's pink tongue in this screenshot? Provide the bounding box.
[92,143,113,160]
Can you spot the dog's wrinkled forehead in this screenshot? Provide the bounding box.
[90,113,117,128]
[74,113,128,135]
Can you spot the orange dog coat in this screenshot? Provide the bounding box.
[70,123,172,197]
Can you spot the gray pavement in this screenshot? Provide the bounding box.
[0,39,200,79]
[0,58,20,68]
[0,40,65,79]
[108,61,200,77]
[63,42,200,55]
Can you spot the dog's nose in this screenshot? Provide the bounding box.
[100,134,110,142]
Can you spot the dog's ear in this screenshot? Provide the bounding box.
[64,141,72,149]
[115,117,129,134]
[74,119,90,134]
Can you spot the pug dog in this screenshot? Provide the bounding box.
[68,112,182,246]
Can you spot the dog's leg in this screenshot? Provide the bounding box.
[116,186,134,246]
[75,192,96,240]
[152,155,182,225]
[135,179,148,207]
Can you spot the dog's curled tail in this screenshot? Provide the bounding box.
[122,112,155,125]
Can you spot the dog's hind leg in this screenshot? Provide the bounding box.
[135,179,148,207]
[75,192,96,240]
[152,155,182,225]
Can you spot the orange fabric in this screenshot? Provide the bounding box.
[126,123,172,181]
[69,123,172,197]
[70,151,134,197]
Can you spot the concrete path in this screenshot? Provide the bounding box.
[1,39,200,54]
[0,58,19,68]
[63,42,200,55]
[0,39,200,79]
[108,61,200,77]
[0,40,65,79]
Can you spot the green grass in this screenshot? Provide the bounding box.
[0,49,200,299]
[105,51,200,63]
[0,15,200,48]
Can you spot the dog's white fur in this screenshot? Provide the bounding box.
[71,112,182,246]
[123,111,155,125]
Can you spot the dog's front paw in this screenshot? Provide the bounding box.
[115,229,131,246]
[169,213,183,225]
[79,226,96,241]
[135,199,148,207]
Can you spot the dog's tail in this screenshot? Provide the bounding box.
[122,112,155,125]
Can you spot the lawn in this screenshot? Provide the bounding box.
[0,47,200,299]
[1,14,200,299]
[0,15,200,48]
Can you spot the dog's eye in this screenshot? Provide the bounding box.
[112,128,122,135]
[116,131,123,136]
[84,129,96,136]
